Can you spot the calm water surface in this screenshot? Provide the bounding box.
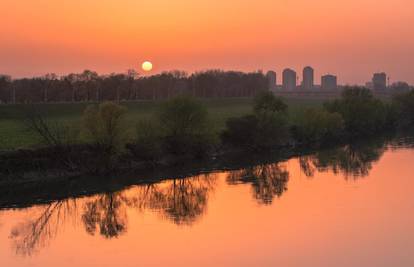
[1,139,414,267]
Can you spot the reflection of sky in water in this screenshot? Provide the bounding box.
[1,140,414,267]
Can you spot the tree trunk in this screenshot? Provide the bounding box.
[11,85,16,104]
[96,87,100,102]
[44,87,48,103]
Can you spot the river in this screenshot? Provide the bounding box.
[1,137,413,267]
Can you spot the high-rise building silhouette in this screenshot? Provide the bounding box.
[372,72,387,90]
[283,68,296,90]
[266,71,277,91]
[321,74,337,90]
[302,66,314,90]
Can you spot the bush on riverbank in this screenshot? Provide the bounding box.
[127,96,216,162]
[2,88,413,178]
[126,120,163,163]
[393,90,414,128]
[324,87,393,137]
[157,96,216,157]
[82,102,127,171]
[82,102,127,151]
[221,91,289,151]
[291,108,345,145]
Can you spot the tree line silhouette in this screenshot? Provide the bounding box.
[0,70,267,104]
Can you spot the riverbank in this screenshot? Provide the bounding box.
[0,143,300,208]
[1,133,409,209]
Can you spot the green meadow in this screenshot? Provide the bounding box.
[0,97,325,150]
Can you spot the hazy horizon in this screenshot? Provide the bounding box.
[1,0,413,84]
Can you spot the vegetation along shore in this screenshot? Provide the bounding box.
[0,87,413,189]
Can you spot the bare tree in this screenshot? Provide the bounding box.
[24,107,75,146]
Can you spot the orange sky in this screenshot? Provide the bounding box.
[1,0,413,84]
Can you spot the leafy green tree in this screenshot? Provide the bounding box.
[157,95,215,157]
[158,96,208,136]
[291,108,344,145]
[324,87,390,137]
[253,91,287,116]
[126,119,163,163]
[221,92,289,151]
[393,90,414,128]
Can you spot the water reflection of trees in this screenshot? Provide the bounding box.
[299,140,386,179]
[9,173,217,255]
[7,139,388,256]
[81,173,217,239]
[130,173,217,225]
[227,163,289,205]
[9,200,78,256]
[82,192,128,238]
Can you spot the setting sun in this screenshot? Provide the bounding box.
[142,61,153,72]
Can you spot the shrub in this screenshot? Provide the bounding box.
[392,90,414,128]
[83,102,127,151]
[81,102,128,172]
[221,92,289,151]
[324,87,390,137]
[82,102,127,172]
[253,91,288,116]
[221,115,259,149]
[126,119,163,163]
[157,95,215,157]
[291,108,345,145]
[256,112,289,148]
[158,96,208,136]
[24,107,79,147]
[222,113,289,151]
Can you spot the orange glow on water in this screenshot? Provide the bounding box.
[0,146,414,266]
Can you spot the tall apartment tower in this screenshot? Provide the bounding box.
[282,68,296,90]
[302,66,314,90]
[321,74,337,90]
[372,72,387,90]
[266,71,277,91]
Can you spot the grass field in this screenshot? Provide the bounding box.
[0,97,326,150]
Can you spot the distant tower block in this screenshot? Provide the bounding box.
[372,72,387,90]
[266,71,277,91]
[302,66,314,90]
[283,68,296,90]
[321,74,337,90]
